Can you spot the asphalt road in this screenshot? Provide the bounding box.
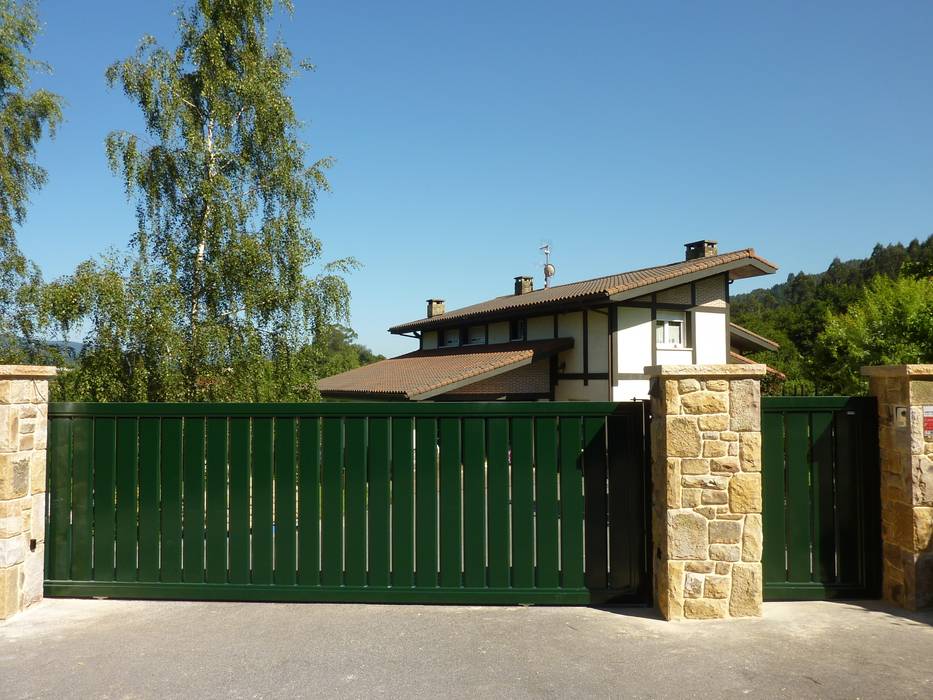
[1,599,931,698]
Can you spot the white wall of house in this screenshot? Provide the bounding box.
[694,311,727,364]
[526,315,553,340]
[612,307,652,401]
[557,311,584,372]
[555,378,609,401]
[422,330,438,349]
[488,321,510,344]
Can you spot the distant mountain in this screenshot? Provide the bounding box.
[730,235,932,393]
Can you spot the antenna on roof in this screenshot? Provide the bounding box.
[540,244,556,288]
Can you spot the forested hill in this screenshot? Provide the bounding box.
[730,235,932,393]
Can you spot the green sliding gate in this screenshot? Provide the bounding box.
[45,402,650,605]
[761,396,881,600]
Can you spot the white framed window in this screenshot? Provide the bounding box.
[655,310,687,348]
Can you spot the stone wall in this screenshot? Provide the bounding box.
[0,365,57,620]
[646,364,766,620]
[863,365,933,610]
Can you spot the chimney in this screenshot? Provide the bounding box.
[685,240,719,260]
[426,299,445,318]
[514,276,533,295]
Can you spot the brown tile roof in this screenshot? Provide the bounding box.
[390,248,777,333]
[730,323,780,352]
[318,338,572,400]
[730,351,787,380]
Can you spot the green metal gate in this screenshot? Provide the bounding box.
[45,402,650,605]
[762,396,881,600]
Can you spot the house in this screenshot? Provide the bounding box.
[318,241,779,401]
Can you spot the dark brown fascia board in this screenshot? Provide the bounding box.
[729,323,780,352]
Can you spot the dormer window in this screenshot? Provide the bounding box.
[655,310,687,349]
[442,329,460,347]
[465,325,485,345]
[509,319,526,342]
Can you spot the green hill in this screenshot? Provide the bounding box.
[731,235,933,393]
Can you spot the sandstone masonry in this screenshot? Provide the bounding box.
[646,364,766,620]
[0,365,57,620]
[863,364,933,610]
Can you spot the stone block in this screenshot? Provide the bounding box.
[22,544,43,606]
[915,507,933,553]
[698,414,729,431]
[709,520,742,544]
[710,544,741,562]
[685,561,714,573]
[0,499,22,538]
[701,489,728,505]
[681,489,702,508]
[684,573,703,598]
[711,457,740,473]
[684,598,728,619]
[739,432,762,471]
[0,564,21,620]
[0,533,26,567]
[667,417,701,457]
[678,379,701,394]
[0,405,19,451]
[715,562,731,575]
[663,380,682,415]
[663,561,685,619]
[729,473,762,513]
[705,380,729,392]
[665,459,681,509]
[30,449,46,494]
[730,563,762,617]
[742,514,763,562]
[682,475,729,490]
[30,493,45,542]
[703,441,728,458]
[0,452,30,499]
[729,379,760,431]
[909,379,933,405]
[682,392,728,415]
[704,574,730,598]
[681,459,709,475]
[668,511,709,560]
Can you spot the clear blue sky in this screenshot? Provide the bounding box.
[17,1,933,357]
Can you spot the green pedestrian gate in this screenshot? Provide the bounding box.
[761,397,881,600]
[44,402,650,605]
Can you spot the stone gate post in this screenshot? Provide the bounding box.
[0,365,57,620]
[646,364,766,620]
[862,364,933,610]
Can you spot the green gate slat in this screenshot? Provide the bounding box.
[810,411,835,583]
[487,418,510,588]
[462,417,486,588]
[344,417,367,587]
[160,418,184,582]
[367,417,390,587]
[583,416,608,590]
[559,417,584,589]
[438,417,462,588]
[534,417,560,589]
[607,413,637,591]
[251,417,274,585]
[47,417,72,581]
[761,411,787,585]
[510,417,534,589]
[93,417,116,581]
[115,417,139,581]
[206,417,228,584]
[70,417,93,581]
[320,417,343,586]
[391,417,415,588]
[298,418,321,586]
[182,417,206,583]
[137,418,160,582]
[785,413,812,582]
[834,411,860,585]
[415,417,438,588]
[274,417,298,586]
[228,418,250,584]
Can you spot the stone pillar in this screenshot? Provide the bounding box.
[0,365,57,620]
[862,364,933,610]
[646,364,766,620]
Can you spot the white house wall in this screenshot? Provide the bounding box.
[557,311,584,372]
[555,379,609,401]
[488,321,509,344]
[694,311,727,363]
[587,310,609,373]
[422,331,438,350]
[527,315,553,340]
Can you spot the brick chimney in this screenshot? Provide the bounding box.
[514,276,533,295]
[426,299,445,318]
[684,240,719,260]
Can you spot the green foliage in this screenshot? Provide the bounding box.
[0,0,62,362]
[50,0,360,401]
[733,236,933,395]
[814,275,933,394]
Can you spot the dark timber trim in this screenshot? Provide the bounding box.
[582,310,589,385]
